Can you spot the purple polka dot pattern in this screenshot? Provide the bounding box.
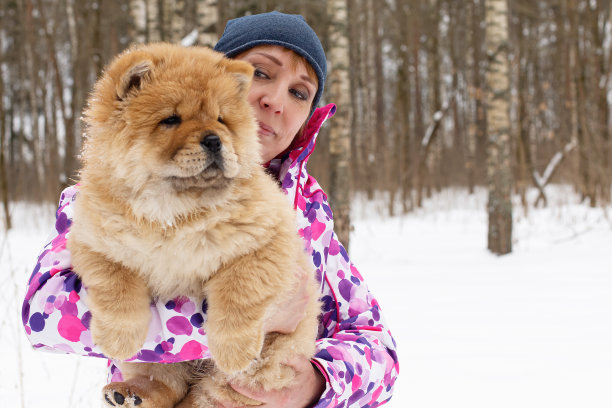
[166,316,193,336]
[22,105,398,407]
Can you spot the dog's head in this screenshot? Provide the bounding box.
[81,43,260,222]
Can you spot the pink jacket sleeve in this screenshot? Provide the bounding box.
[22,186,211,367]
[310,232,399,407]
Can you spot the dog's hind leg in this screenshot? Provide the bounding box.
[102,362,191,408]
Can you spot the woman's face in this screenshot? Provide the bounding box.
[236,46,317,163]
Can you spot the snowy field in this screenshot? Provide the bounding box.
[1,185,611,407]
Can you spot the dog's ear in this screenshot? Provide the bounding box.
[218,58,254,96]
[116,60,153,101]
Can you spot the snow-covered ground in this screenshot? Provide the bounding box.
[1,185,611,407]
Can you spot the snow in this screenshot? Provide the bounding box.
[2,185,611,407]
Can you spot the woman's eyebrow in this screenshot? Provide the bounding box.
[253,52,283,66]
[300,75,316,88]
[253,52,316,88]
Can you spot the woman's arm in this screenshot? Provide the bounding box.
[22,186,210,365]
[229,230,399,408]
[311,232,399,408]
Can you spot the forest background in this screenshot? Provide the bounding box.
[1,0,611,254]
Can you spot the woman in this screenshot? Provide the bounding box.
[22,11,399,408]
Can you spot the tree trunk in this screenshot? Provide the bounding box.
[348,0,365,194]
[197,0,219,47]
[327,0,352,249]
[35,0,64,199]
[64,0,79,185]
[146,0,161,42]
[0,36,11,230]
[169,0,185,43]
[363,0,376,198]
[592,0,610,203]
[130,0,147,43]
[570,0,596,206]
[426,0,441,197]
[485,0,512,255]
[605,2,612,202]
[449,0,465,188]
[470,0,487,192]
[372,0,385,195]
[20,0,44,198]
[411,0,425,206]
[395,0,413,213]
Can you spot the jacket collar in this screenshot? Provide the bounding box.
[264,104,336,182]
[287,103,336,167]
[273,104,336,209]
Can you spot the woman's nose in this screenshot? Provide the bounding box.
[260,88,284,114]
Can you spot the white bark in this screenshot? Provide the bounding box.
[327,0,352,248]
[485,0,513,255]
[197,0,218,47]
[65,0,78,65]
[146,0,161,42]
[130,0,147,43]
[170,0,185,43]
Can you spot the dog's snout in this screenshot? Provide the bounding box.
[201,134,222,153]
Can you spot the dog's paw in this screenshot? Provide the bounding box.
[102,383,145,407]
[91,316,149,360]
[209,336,261,375]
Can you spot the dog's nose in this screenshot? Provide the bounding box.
[201,134,221,154]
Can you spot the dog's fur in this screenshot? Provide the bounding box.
[67,43,320,408]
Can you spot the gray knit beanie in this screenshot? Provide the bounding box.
[214,11,327,113]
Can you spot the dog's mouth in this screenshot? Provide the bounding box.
[167,161,231,192]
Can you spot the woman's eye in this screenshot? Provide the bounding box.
[254,69,269,79]
[290,89,308,101]
[160,114,182,126]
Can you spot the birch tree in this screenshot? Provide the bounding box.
[146,0,161,41]
[0,0,610,215]
[170,0,186,43]
[0,34,10,230]
[327,0,352,248]
[485,0,512,255]
[20,0,44,196]
[130,0,147,43]
[63,0,79,183]
[197,0,219,47]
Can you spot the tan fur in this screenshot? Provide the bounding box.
[67,43,320,408]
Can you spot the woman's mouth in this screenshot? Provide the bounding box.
[257,121,276,137]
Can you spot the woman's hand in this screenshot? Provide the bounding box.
[214,271,324,407]
[263,268,311,334]
[220,356,326,408]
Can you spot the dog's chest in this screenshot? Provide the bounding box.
[114,215,259,299]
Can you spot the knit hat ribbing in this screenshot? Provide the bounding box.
[214,11,327,113]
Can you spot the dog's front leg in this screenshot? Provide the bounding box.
[204,258,282,375]
[72,246,152,360]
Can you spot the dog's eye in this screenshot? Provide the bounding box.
[160,114,182,126]
[217,115,224,125]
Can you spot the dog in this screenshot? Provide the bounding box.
[67,43,320,407]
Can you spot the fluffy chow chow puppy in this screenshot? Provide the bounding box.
[67,43,320,408]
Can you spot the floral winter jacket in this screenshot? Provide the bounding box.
[22,104,399,407]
